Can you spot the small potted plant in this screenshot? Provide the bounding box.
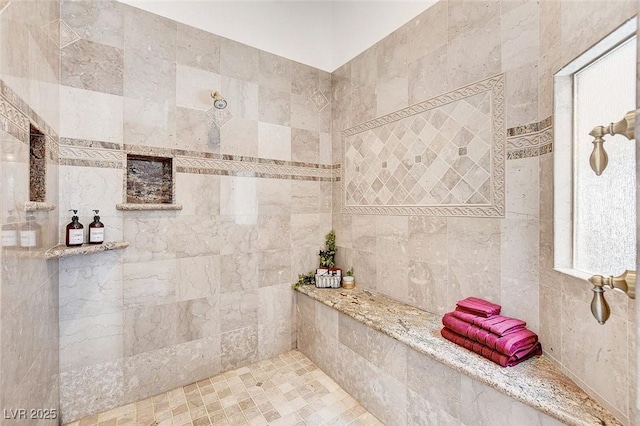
[342,267,355,289]
[316,230,341,288]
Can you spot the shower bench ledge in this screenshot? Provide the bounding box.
[295,285,621,426]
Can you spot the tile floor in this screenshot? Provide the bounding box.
[65,350,383,426]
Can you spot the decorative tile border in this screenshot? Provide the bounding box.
[341,73,505,218]
[506,117,552,137]
[0,80,58,140]
[0,79,59,164]
[59,137,338,182]
[506,118,553,160]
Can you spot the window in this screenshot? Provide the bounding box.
[554,19,637,279]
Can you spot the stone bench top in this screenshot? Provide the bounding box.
[295,285,621,426]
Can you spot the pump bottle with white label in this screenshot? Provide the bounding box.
[66,209,84,247]
[2,210,18,248]
[89,210,104,244]
[20,214,40,249]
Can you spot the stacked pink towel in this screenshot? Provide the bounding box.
[441,328,542,367]
[455,297,501,317]
[440,297,542,367]
[451,310,526,336]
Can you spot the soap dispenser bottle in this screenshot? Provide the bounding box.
[20,213,41,249]
[2,210,18,248]
[89,210,104,244]
[66,210,84,247]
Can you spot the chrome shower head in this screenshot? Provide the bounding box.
[211,91,227,109]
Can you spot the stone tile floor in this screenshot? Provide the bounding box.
[65,350,383,426]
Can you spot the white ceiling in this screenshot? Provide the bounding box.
[118,0,435,72]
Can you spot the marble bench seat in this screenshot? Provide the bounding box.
[295,286,621,426]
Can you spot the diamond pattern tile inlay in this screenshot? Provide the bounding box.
[341,74,505,217]
[59,20,80,48]
[208,106,234,128]
[310,90,329,112]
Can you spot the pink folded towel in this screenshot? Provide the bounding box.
[442,313,537,356]
[455,297,501,317]
[450,310,527,336]
[441,327,542,367]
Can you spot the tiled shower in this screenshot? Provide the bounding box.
[0,0,638,425]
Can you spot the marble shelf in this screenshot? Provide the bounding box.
[44,241,129,260]
[295,285,621,426]
[116,203,182,211]
[19,201,56,212]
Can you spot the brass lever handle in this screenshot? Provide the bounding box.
[588,270,636,324]
[588,269,636,299]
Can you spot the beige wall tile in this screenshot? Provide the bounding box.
[500,0,539,71]
[124,303,177,356]
[62,39,124,96]
[258,85,291,126]
[408,260,448,315]
[258,122,291,161]
[291,128,319,163]
[176,297,219,343]
[219,116,259,157]
[176,65,221,111]
[259,51,291,92]
[123,8,176,103]
[60,311,123,370]
[258,284,294,359]
[61,0,124,48]
[460,376,562,426]
[123,260,177,308]
[408,45,449,105]
[221,325,258,370]
[175,336,221,385]
[123,346,176,403]
[59,359,124,424]
[176,23,220,73]
[220,289,258,332]
[259,248,292,288]
[176,255,220,302]
[60,86,123,142]
[506,156,539,219]
[59,251,123,321]
[257,178,291,215]
[220,39,258,83]
[221,252,260,293]
[123,97,176,148]
[501,218,539,283]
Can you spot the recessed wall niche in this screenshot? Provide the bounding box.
[29,124,46,202]
[126,154,174,204]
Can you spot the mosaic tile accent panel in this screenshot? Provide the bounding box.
[342,74,505,217]
[65,350,382,426]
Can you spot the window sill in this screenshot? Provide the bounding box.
[553,267,592,282]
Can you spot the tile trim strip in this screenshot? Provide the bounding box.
[341,73,506,218]
[0,79,59,141]
[59,137,339,181]
[506,116,553,137]
[0,79,60,165]
[506,118,553,160]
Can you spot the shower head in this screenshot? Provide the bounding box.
[211,91,227,109]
